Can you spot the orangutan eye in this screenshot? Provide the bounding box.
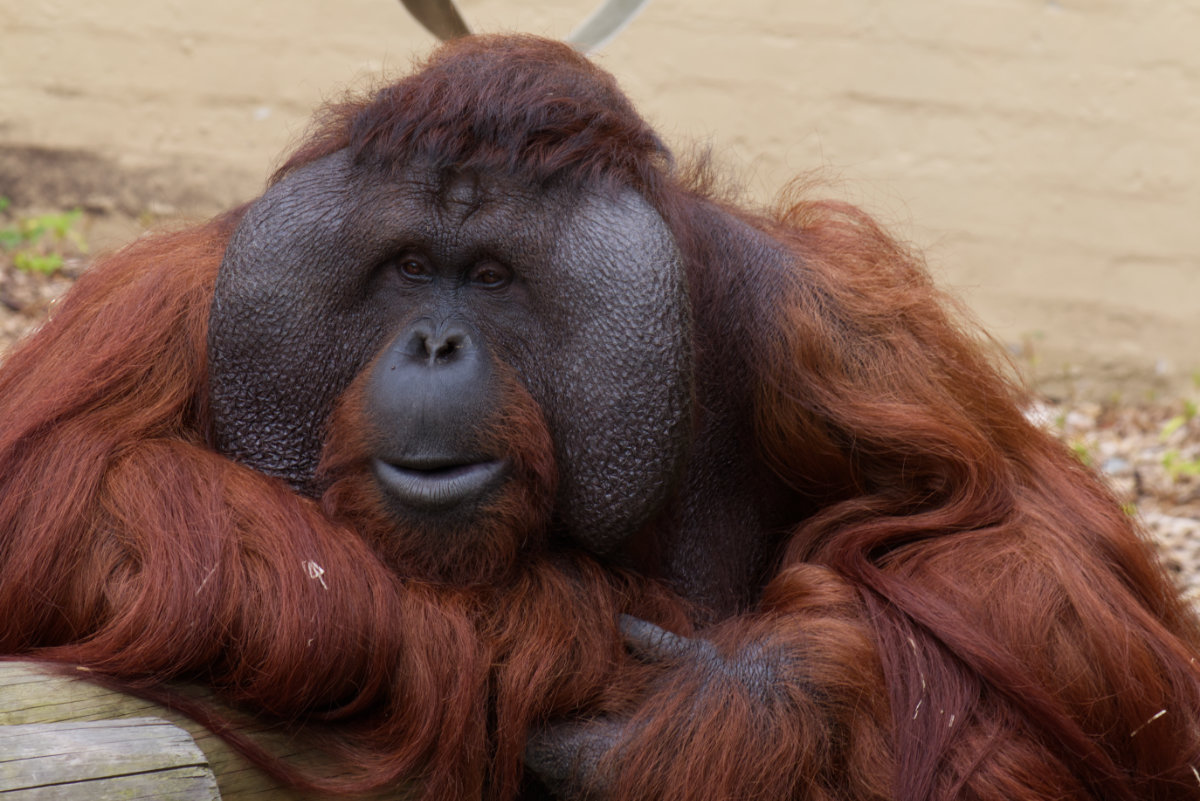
[396,256,430,281]
[470,262,511,289]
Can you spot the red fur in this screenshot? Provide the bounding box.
[2,33,1199,801]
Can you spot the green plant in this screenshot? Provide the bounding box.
[1069,439,1093,467]
[0,205,87,274]
[12,252,66,273]
[1162,450,1200,480]
[1160,399,1198,442]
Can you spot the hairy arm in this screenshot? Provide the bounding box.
[526,564,893,801]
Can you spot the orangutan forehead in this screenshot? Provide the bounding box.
[392,161,545,209]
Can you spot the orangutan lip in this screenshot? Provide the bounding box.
[372,458,506,509]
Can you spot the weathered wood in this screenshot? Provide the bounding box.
[0,717,218,800]
[0,661,410,800]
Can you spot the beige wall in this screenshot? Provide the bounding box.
[2,0,1198,398]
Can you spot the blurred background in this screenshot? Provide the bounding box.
[1,0,1198,581]
[2,0,1198,398]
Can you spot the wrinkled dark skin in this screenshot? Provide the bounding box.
[210,151,693,554]
[208,149,800,799]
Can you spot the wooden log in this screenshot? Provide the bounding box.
[0,717,218,800]
[0,661,409,800]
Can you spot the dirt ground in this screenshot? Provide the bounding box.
[4,1,1200,403]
